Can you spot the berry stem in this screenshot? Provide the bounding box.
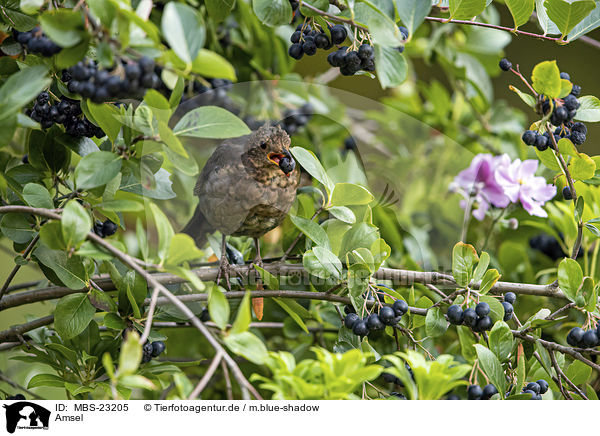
[510,65,537,96]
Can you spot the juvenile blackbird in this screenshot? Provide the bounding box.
[183,123,300,288]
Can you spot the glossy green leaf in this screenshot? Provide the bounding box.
[558,257,583,302]
[161,2,205,63]
[474,344,507,396]
[173,106,250,138]
[54,293,96,339]
[544,0,596,36]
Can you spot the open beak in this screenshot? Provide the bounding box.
[268,152,285,166]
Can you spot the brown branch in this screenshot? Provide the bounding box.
[187,351,223,399]
[0,315,54,342]
[550,349,588,400]
[0,235,39,300]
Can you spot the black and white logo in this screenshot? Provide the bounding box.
[3,401,50,433]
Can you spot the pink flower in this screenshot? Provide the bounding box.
[495,158,557,218]
[451,154,511,221]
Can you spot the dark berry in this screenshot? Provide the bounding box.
[462,308,477,326]
[502,302,513,321]
[358,44,374,60]
[314,33,331,49]
[344,304,355,315]
[288,43,304,60]
[151,341,165,357]
[102,220,118,236]
[330,25,347,44]
[564,94,580,111]
[200,308,210,322]
[290,31,301,44]
[392,299,409,316]
[366,313,384,331]
[499,58,512,71]
[125,63,142,80]
[379,306,396,326]
[571,84,581,97]
[398,26,409,40]
[572,122,587,135]
[560,72,571,81]
[93,222,105,237]
[582,330,598,348]
[481,384,498,400]
[569,131,586,145]
[504,292,516,305]
[563,186,573,200]
[446,394,460,400]
[524,382,541,395]
[475,302,490,317]
[535,134,548,151]
[551,106,568,125]
[467,385,483,400]
[522,130,536,145]
[476,316,493,331]
[447,304,464,325]
[567,327,585,347]
[536,379,549,394]
[522,389,536,399]
[344,50,361,68]
[302,40,317,56]
[352,320,369,337]
[344,313,359,329]
[138,56,155,73]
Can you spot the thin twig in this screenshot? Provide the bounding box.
[0,235,39,300]
[221,360,234,400]
[187,351,223,399]
[0,372,45,400]
[549,349,573,400]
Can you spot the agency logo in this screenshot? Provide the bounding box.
[2,401,50,434]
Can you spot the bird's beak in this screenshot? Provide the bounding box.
[268,152,285,166]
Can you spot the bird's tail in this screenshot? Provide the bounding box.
[181,205,214,247]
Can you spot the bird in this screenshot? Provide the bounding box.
[182,123,300,288]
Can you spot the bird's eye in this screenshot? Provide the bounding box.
[260,142,267,149]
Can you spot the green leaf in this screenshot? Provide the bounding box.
[86,102,121,143]
[209,285,230,330]
[330,183,374,206]
[34,244,87,289]
[568,1,600,40]
[535,147,561,171]
[425,307,448,337]
[574,95,600,122]
[88,288,118,312]
[506,0,535,28]
[98,199,144,212]
[303,247,342,280]
[54,293,96,340]
[355,3,404,46]
[86,0,117,27]
[544,0,596,37]
[452,242,478,287]
[479,269,500,295]
[570,153,596,180]
[191,49,237,81]
[457,326,477,362]
[0,213,34,243]
[254,265,280,290]
[224,331,268,364]
[0,65,50,121]
[394,0,431,37]
[290,214,330,248]
[61,200,92,248]
[149,203,174,264]
[161,2,205,63]
[231,291,252,334]
[273,298,309,334]
[509,85,537,108]
[166,233,204,265]
[20,0,43,14]
[22,183,53,209]
[374,44,407,89]
[479,295,505,323]
[119,331,142,376]
[328,206,356,224]
[531,60,562,98]
[558,257,583,302]
[290,146,334,195]
[40,9,85,47]
[173,106,250,138]
[474,344,507,396]
[489,321,513,362]
[28,373,65,388]
[449,0,486,19]
[252,0,292,26]
[566,359,592,385]
[205,0,235,21]
[75,151,122,189]
[473,251,490,282]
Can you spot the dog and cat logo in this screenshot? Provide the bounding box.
[3,401,50,433]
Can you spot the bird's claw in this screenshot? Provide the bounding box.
[216,254,231,291]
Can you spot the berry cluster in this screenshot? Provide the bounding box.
[446,301,495,332]
[467,384,498,400]
[13,27,61,57]
[289,23,334,60]
[142,340,166,363]
[343,299,408,338]
[327,43,375,76]
[64,57,160,103]
[26,92,104,137]
[521,380,548,400]
[93,220,118,238]
[567,325,600,348]
[529,233,582,260]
